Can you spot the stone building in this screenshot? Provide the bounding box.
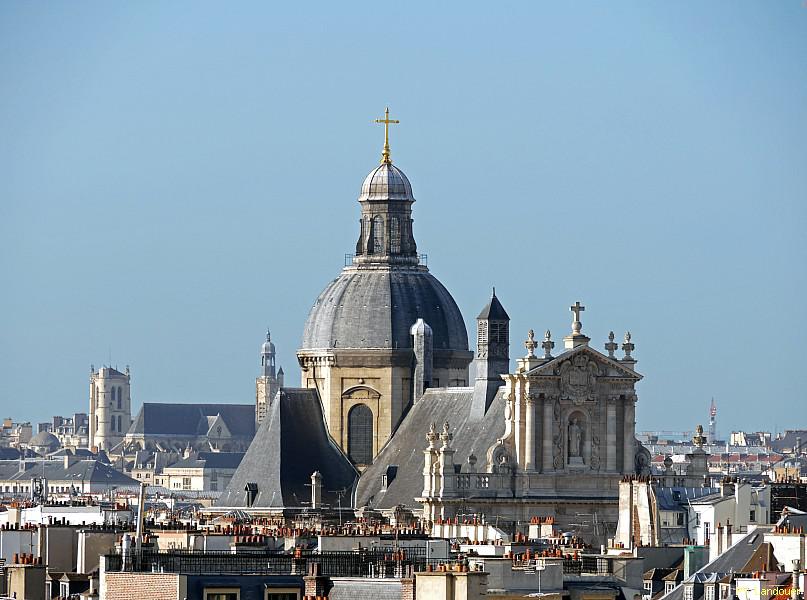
[359,301,647,540]
[219,111,651,532]
[296,111,473,465]
[256,330,283,425]
[88,366,132,452]
[123,403,255,452]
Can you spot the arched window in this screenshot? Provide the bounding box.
[390,217,401,253]
[111,387,116,403]
[117,386,123,409]
[118,415,123,433]
[95,415,99,431]
[371,216,384,254]
[347,404,373,465]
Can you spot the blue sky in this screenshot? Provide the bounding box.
[1,1,805,436]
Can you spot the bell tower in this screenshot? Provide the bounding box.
[89,365,131,452]
[256,330,281,425]
[473,290,510,414]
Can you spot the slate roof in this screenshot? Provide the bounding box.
[127,403,255,437]
[216,388,358,509]
[477,292,510,321]
[329,579,402,600]
[0,459,139,486]
[167,452,245,470]
[659,527,772,600]
[771,430,807,453]
[359,162,414,202]
[300,266,471,354]
[356,387,506,510]
[655,487,720,510]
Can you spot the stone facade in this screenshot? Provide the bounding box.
[88,366,132,452]
[419,306,646,539]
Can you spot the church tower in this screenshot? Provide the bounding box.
[88,365,131,452]
[256,330,281,425]
[297,109,473,466]
[472,290,510,416]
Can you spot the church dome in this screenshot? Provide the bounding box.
[29,431,61,452]
[301,267,468,352]
[359,163,414,202]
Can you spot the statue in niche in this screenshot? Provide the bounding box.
[568,418,583,460]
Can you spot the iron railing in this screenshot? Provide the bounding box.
[105,549,437,578]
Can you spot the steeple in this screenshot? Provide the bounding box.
[472,289,510,418]
[260,329,276,378]
[353,108,419,266]
[256,329,280,425]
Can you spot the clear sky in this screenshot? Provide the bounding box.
[1,1,805,436]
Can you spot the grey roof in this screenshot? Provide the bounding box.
[216,388,358,509]
[356,387,506,510]
[329,579,402,600]
[127,403,255,438]
[29,431,61,450]
[771,430,807,452]
[359,162,414,202]
[477,292,510,321]
[660,527,772,600]
[167,452,244,470]
[655,487,720,511]
[301,266,470,353]
[0,459,139,486]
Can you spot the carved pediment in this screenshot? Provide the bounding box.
[559,353,599,404]
[524,344,643,381]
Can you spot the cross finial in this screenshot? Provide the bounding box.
[570,301,585,334]
[374,107,400,164]
[266,329,271,342]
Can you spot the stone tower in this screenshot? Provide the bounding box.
[297,109,473,466]
[473,290,510,415]
[88,366,131,452]
[256,330,282,425]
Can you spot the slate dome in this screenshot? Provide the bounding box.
[301,267,468,351]
[359,163,414,202]
[301,159,468,353]
[29,431,61,452]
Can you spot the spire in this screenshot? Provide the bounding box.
[354,108,417,266]
[374,106,399,164]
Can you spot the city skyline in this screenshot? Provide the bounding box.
[2,2,805,432]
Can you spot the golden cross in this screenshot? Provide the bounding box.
[374,107,399,164]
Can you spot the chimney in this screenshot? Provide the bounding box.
[725,520,732,550]
[411,319,433,402]
[310,471,322,510]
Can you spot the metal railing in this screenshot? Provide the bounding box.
[105,549,437,578]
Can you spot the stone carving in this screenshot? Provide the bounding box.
[635,444,651,476]
[559,354,599,404]
[486,440,512,474]
[590,434,600,469]
[568,419,583,458]
[552,398,563,469]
